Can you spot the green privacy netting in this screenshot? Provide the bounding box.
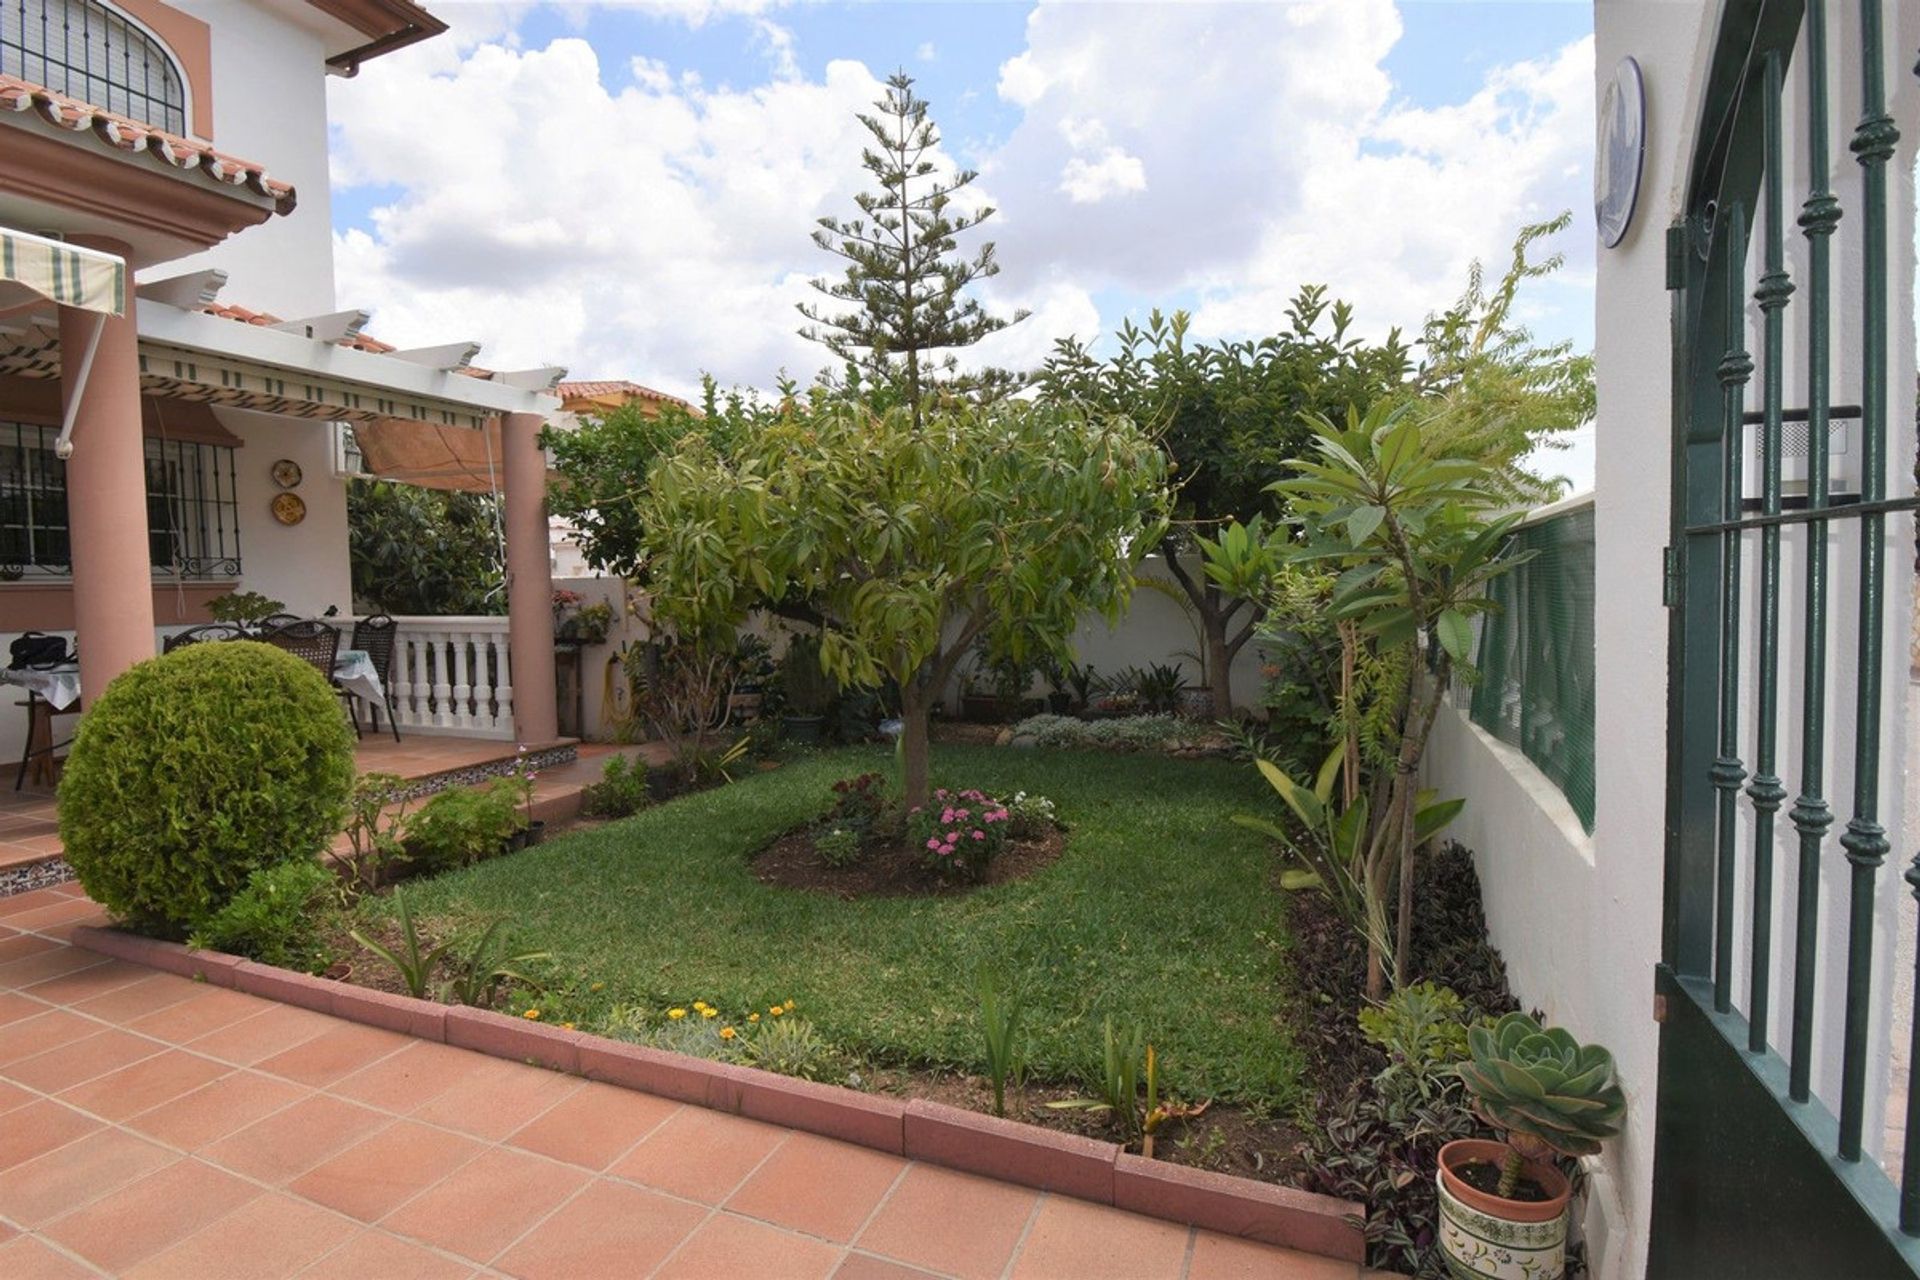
[1467,506,1596,833]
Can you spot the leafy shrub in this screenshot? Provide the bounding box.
[60,641,355,938]
[602,997,841,1081]
[403,780,524,873]
[1010,713,1206,753]
[187,860,337,973]
[739,1012,842,1082]
[438,920,550,1007]
[1003,790,1057,838]
[906,787,1011,881]
[1358,982,1475,1102]
[814,825,864,868]
[827,772,887,828]
[338,772,411,892]
[203,589,285,624]
[581,755,650,819]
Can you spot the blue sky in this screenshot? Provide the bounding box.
[327,1,1599,483]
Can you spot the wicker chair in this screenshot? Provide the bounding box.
[347,614,402,743]
[162,623,248,654]
[256,613,302,631]
[259,619,341,685]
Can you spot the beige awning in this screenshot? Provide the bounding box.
[0,227,125,317]
[352,417,514,493]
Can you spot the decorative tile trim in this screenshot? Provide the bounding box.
[394,744,577,802]
[0,855,75,898]
[68,924,1366,1262]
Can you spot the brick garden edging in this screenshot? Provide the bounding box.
[72,924,1367,1263]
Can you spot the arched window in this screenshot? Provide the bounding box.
[1,0,187,134]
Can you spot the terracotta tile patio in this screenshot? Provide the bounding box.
[0,887,1378,1278]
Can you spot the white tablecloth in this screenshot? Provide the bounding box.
[2,653,383,713]
[1,665,80,712]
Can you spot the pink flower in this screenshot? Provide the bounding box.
[926,838,942,851]
[972,830,985,841]
[941,809,955,824]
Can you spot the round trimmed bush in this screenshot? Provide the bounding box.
[59,640,355,938]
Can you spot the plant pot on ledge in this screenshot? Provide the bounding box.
[1435,1138,1569,1279]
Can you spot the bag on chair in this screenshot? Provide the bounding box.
[7,632,69,671]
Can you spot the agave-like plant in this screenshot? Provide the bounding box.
[1455,1012,1627,1199]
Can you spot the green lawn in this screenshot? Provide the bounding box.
[375,744,1301,1106]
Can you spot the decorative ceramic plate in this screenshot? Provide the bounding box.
[271,458,303,489]
[270,492,307,526]
[1595,57,1646,248]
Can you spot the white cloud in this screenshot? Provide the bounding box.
[1059,147,1146,203]
[916,41,936,62]
[324,0,1596,418]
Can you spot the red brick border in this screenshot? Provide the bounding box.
[70,925,1365,1261]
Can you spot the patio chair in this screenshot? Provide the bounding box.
[161,623,248,654]
[256,613,302,631]
[347,613,403,743]
[259,619,341,685]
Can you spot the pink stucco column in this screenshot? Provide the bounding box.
[502,411,559,744]
[60,238,155,701]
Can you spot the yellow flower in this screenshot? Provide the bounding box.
[562,1022,576,1031]
[719,1027,737,1040]
[770,1006,785,1017]
[668,1008,687,1020]
[590,982,605,993]
[701,1007,718,1019]
[748,1013,760,1023]
[693,1001,709,1012]
[522,1009,542,1021]
[784,999,796,1011]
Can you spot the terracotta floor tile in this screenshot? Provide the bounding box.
[408,1055,582,1140]
[71,971,209,1022]
[377,1146,590,1264]
[505,1080,679,1169]
[42,1157,260,1273]
[1187,1232,1360,1280]
[289,1120,485,1222]
[0,1008,95,1065]
[5,897,109,934]
[655,1211,844,1280]
[0,1076,35,1113]
[58,1047,232,1122]
[19,956,146,1005]
[0,989,50,1028]
[124,1069,309,1150]
[1009,1195,1192,1280]
[611,1105,787,1204]
[0,945,104,988]
[0,1234,97,1280]
[834,1254,946,1280]
[128,987,276,1043]
[201,1092,392,1184]
[727,1132,907,1243]
[854,1164,1038,1280]
[293,1229,473,1280]
[0,887,71,918]
[327,1039,493,1113]
[5,1026,165,1092]
[186,1002,335,1066]
[0,933,60,965]
[124,1192,359,1280]
[0,1126,176,1226]
[256,1021,412,1088]
[0,1099,100,1172]
[494,1178,708,1280]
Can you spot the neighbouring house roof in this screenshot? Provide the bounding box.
[557,379,693,414]
[0,77,295,216]
[304,0,448,74]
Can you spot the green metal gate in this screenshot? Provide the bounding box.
[1653,0,1916,1274]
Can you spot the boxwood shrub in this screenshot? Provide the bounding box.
[58,641,355,938]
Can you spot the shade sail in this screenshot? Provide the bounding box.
[0,227,125,317]
[352,417,513,493]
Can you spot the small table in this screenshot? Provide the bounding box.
[2,665,80,790]
[333,649,385,707]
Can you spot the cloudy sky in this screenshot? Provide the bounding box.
[327,0,1599,486]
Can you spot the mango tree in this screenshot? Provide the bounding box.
[634,395,1169,808]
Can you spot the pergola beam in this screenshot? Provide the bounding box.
[134,268,227,310]
[387,340,481,371]
[493,366,567,391]
[270,309,370,344]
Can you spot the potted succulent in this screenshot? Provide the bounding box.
[779,634,832,744]
[1440,1012,1626,1280]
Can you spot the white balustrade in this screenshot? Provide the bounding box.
[388,616,516,739]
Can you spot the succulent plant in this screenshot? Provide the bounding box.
[1456,1012,1626,1198]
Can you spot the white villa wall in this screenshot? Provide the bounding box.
[151,0,337,317]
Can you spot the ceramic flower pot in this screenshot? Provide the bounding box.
[1435,1138,1570,1280]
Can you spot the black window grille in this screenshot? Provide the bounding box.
[0,421,241,581]
[0,0,187,134]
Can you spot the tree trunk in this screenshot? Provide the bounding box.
[899,681,933,811]
[1206,628,1234,718]
[1365,943,1386,1003]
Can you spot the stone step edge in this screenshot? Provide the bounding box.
[70,923,1366,1264]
